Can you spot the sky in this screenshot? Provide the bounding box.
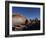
[12,7,40,20]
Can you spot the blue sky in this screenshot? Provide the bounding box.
[12,7,40,20]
